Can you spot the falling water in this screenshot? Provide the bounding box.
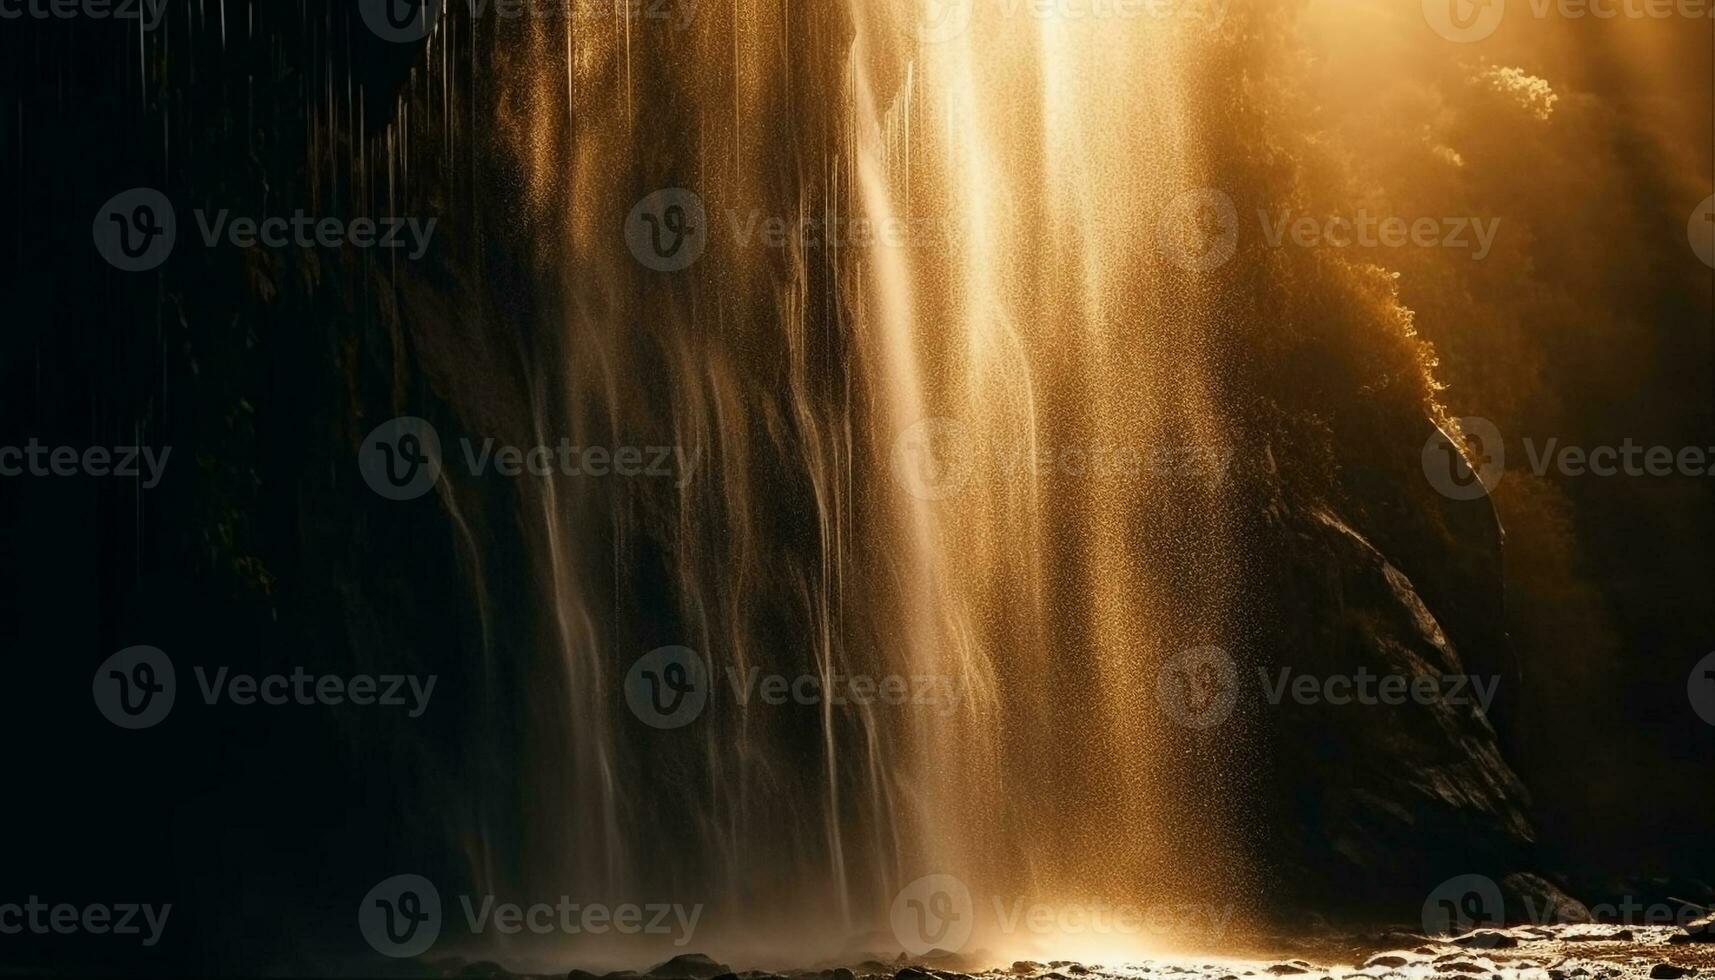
[837,0,1253,955]
[379,0,1256,967]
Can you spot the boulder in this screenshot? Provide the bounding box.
[651,955,734,980]
[1501,874,1593,925]
[1254,501,1534,915]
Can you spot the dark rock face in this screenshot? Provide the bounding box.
[1251,491,1534,913]
[1502,874,1594,926]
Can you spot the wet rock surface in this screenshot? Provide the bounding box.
[1253,504,1534,909]
[377,923,1715,980]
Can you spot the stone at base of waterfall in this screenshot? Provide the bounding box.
[648,953,734,979]
[385,924,1691,980]
[1502,874,1596,926]
[1669,913,1715,945]
[1454,932,1521,949]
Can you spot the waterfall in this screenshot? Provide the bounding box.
[386,0,1258,968]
